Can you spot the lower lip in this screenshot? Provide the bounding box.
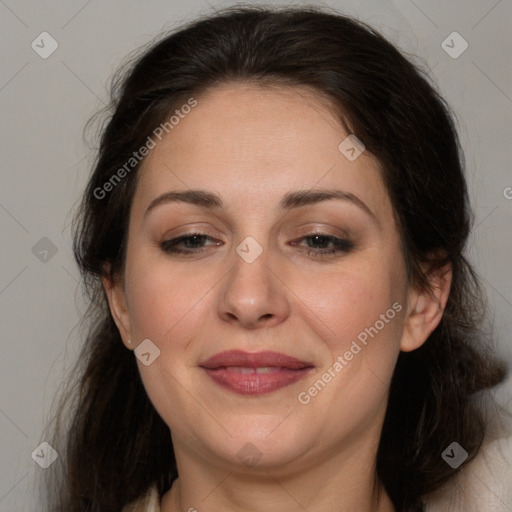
[201,367,314,395]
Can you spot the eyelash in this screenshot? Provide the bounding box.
[160,232,354,258]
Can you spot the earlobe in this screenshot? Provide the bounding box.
[400,263,453,352]
[101,271,133,350]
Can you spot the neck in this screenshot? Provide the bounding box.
[161,435,396,512]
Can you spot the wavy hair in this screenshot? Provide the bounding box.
[43,5,509,511]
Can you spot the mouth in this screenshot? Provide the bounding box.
[199,350,315,395]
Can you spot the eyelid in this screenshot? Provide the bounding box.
[286,223,352,242]
[160,230,355,259]
[164,224,350,244]
[162,226,224,240]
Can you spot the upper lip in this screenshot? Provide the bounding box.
[199,350,314,370]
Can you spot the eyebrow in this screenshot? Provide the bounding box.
[144,188,379,226]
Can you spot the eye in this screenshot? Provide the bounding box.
[160,233,220,255]
[160,232,354,258]
[291,233,354,258]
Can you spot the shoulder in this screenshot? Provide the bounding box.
[424,428,512,511]
[122,484,161,512]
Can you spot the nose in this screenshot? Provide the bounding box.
[217,243,290,329]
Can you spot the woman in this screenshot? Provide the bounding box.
[44,5,512,511]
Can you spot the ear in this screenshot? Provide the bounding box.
[102,264,132,350]
[400,262,452,352]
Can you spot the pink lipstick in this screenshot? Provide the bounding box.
[199,350,314,395]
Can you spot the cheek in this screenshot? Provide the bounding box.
[296,263,405,417]
[123,257,214,432]
[298,257,407,405]
[124,253,197,342]
[303,260,404,345]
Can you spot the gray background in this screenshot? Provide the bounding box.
[0,0,511,509]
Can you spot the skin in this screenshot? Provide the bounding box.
[103,82,452,512]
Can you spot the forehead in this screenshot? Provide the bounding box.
[131,82,392,223]
[154,82,346,166]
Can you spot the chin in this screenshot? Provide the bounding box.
[204,418,313,470]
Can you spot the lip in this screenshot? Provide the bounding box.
[199,350,315,395]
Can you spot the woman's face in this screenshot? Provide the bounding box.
[106,82,422,472]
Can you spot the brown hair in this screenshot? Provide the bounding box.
[43,5,509,511]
